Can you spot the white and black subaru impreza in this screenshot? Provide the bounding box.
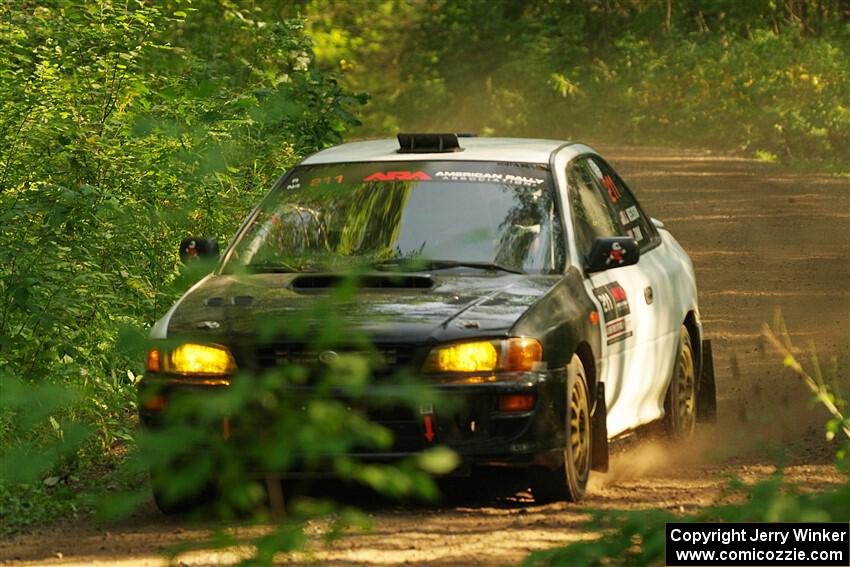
[140,133,716,508]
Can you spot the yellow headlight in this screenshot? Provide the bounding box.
[168,343,236,376]
[423,338,543,374]
[424,341,500,373]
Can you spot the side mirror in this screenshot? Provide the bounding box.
[651,217,665,229]
[585,237,639,273]
[179,237,220,265]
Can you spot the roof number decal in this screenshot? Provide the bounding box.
[602,175,621,204]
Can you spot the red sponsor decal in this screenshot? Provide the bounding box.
[611,285,627,302]
[364,171,432,182]
[602,175,621,203]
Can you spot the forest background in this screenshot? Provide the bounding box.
[1,0,848,549]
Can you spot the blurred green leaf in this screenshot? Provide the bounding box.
[416,446,460,475]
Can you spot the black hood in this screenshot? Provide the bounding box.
[165,272,560,345]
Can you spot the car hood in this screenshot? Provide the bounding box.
[160,272,560,344]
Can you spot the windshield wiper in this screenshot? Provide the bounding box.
[373,259,525,274]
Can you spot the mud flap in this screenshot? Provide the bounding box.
[590,383,609,472]
[697,339,717,423]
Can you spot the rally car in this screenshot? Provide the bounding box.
[140,133,716,508]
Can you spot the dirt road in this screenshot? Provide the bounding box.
[2,146,848,566]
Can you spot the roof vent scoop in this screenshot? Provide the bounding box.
[397,132,463,154]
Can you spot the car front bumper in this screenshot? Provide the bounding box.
[138,368,567,474]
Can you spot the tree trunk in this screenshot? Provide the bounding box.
[839,0,850,22]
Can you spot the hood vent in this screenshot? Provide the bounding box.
[290,274,434,291]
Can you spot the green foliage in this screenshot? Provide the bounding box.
[1,277,456,563]
[307,0,850,167]
[564,30,850,164]
[0,479,82,533]
[0,0,363,429]
[0,0,366,537]
[1,0,848,559]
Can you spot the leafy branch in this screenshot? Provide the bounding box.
[762,311,850,441]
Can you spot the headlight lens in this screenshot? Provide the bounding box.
[156,343,236,376]
[423,338,542,373]
[426,341,500,372]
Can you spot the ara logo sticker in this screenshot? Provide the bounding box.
[593,282,633,345]
[363,171,432,182]
[625,205,640,222]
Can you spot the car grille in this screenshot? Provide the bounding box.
[366,405,430,452]
[234,344,501,453]
[250,344,421,376]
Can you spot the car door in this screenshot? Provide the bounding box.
[565,156,666,437]
[589,156,688,430]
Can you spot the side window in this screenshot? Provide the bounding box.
[586,157,658,250]
[567,159,621,257]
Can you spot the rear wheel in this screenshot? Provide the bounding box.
[531,354,591,503]
[663,326,697,438]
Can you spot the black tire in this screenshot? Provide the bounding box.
[531,354,591,503]
[150,469,214,515]
[663,326,697,439]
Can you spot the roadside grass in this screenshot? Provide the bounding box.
[0,441,144,535]
[0,360,140,535]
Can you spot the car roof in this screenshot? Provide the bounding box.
[300,137,594,166]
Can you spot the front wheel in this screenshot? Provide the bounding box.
[150,468,214,515]
[531,354,591,503]
[663,326,697,439]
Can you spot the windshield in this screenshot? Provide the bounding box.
[222,161,565,275]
